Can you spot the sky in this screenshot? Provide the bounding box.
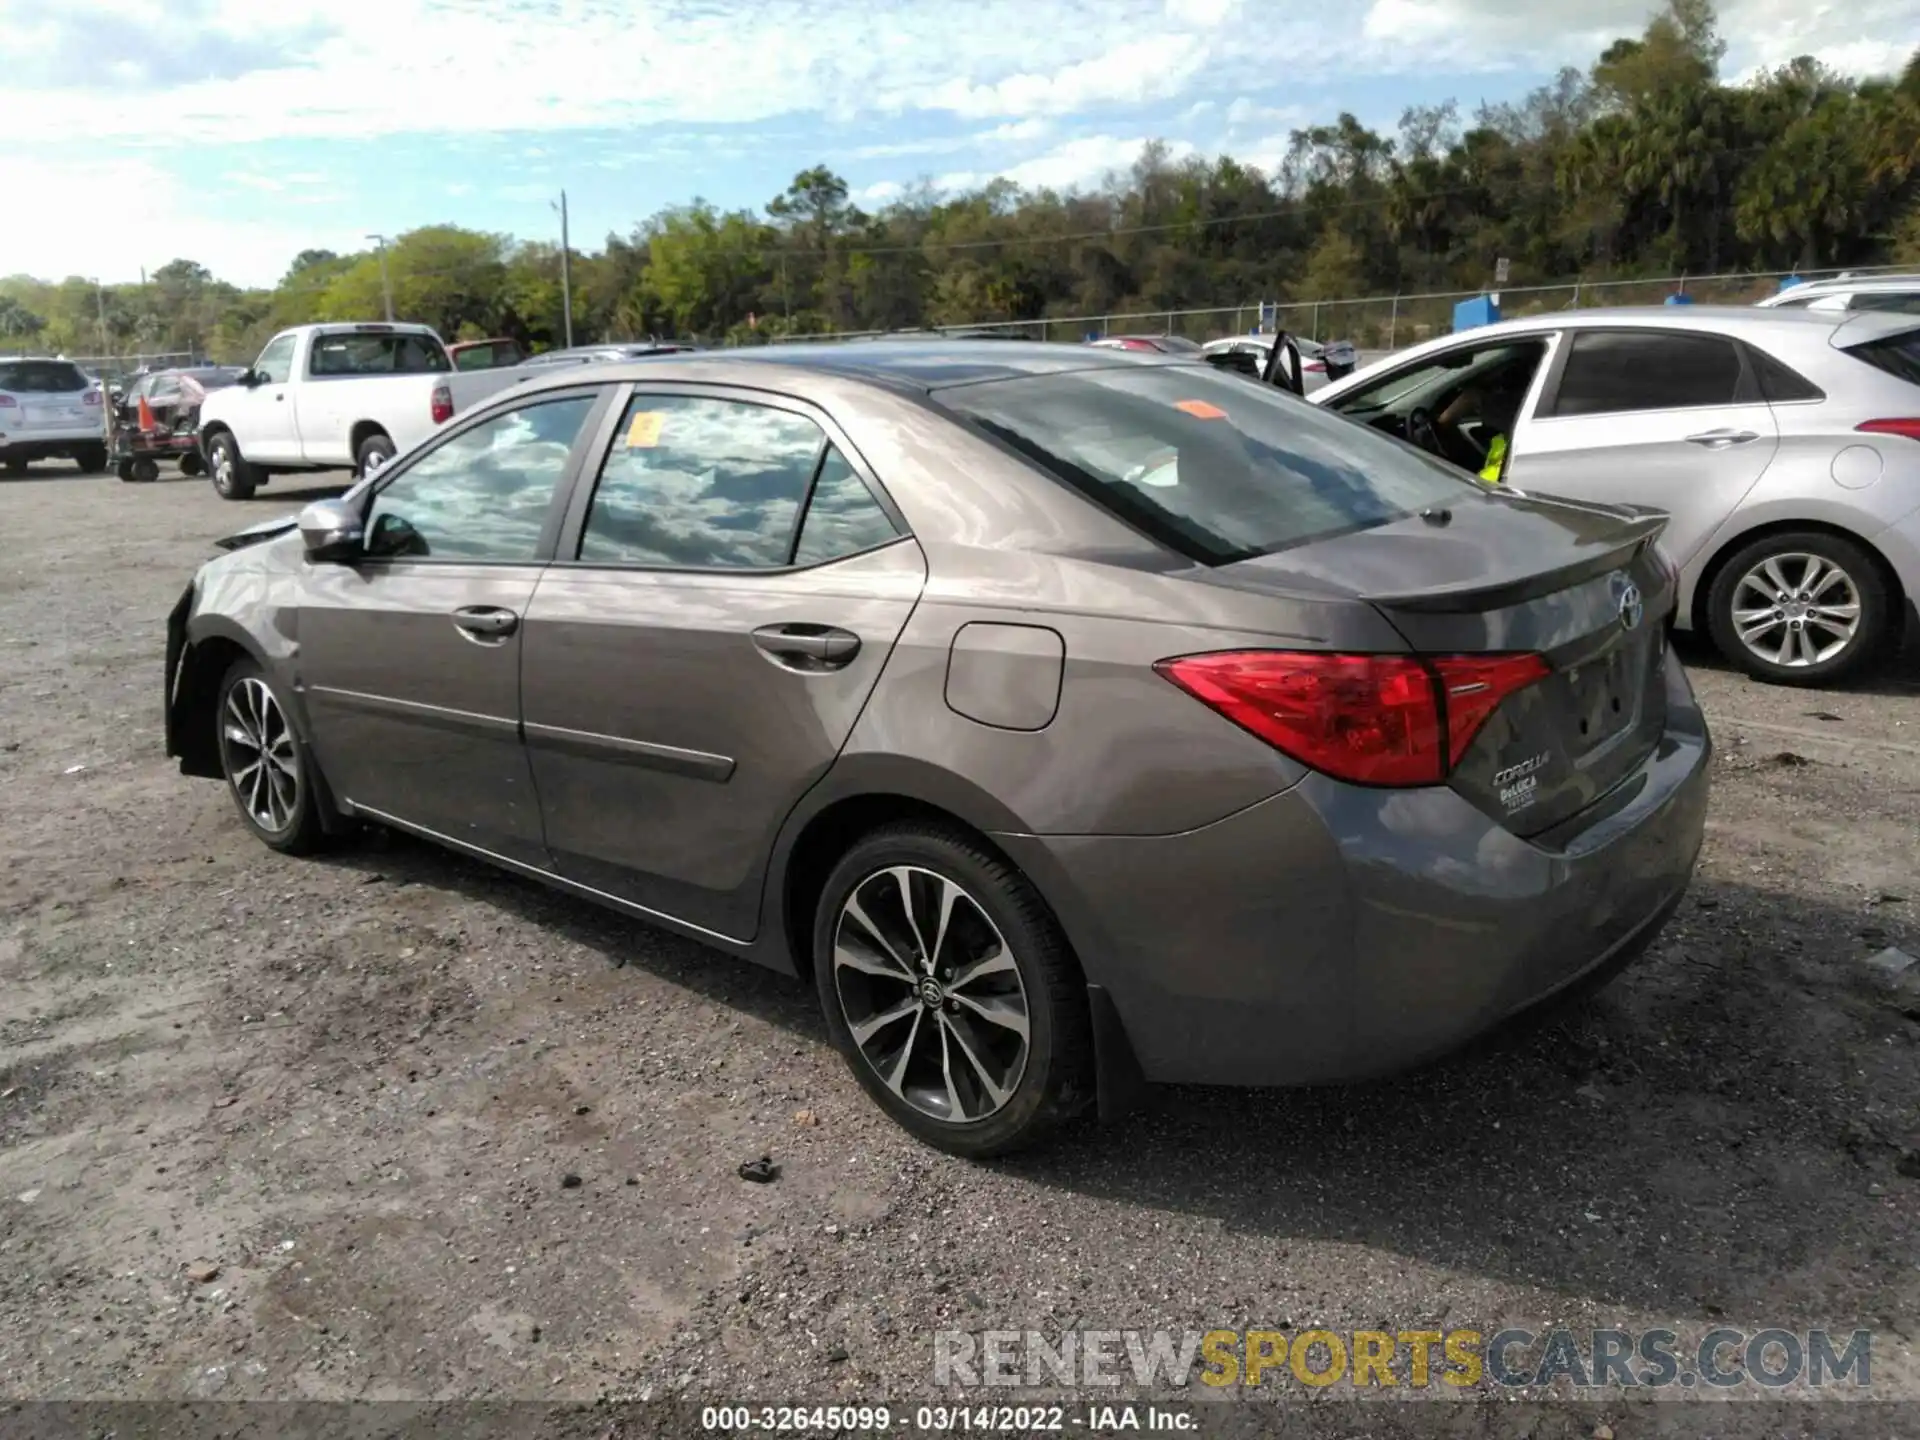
[0,0,1913,289]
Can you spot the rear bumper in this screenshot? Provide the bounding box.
[1,430,104,458]
[1000,645,1712,1087]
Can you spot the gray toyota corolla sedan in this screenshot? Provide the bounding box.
[164,341,1711,1156]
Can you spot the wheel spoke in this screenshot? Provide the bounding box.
[1759,557,1794,599]
[833,939,914,983]
[952,990,1030,1042]
[936,1019,969,1122]
[889,866,933,971]
[948,943,1015,991]
[849,996,920,1047]
[881,1009,924,1097]
[941,1013,1011,1112]
[927,879,960,975]
[1797,558,1828,598]
[841,895,916,979]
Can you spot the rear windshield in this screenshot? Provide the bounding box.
[1845,332,1920,386]
[938,366,1474,564]
[0,361,89,393]
[309,332,450,377]
[454,341,524,370]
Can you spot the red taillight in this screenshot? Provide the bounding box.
[1304,360,1327,373]
[83,390,102,406]
[0,394,16,408]
[1857,418,1920,443]
[1155,649,1547,787]
[1430,653,1551,765]
[430,384,454,424]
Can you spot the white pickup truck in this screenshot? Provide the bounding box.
[197,322,530,499]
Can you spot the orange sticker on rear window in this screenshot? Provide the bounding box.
[1175,399,1227,419]
[624,411,665,448]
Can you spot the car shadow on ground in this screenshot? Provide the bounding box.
[317,830,1919,1325]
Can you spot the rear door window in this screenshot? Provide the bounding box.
[577,395,826,569]
[1544,330,1743,416]
[938,365,1471,565]
[0,361,88,393]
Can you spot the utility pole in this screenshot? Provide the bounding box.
[366,234,395,321]
[552,192,574,348]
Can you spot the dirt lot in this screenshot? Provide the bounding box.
[3,461,1920,1433]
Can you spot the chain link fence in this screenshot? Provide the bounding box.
[759,265,1914,351]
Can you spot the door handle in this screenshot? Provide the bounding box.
[451,606,519,642]
[751,623,861,671]
[1684,429,1758,448]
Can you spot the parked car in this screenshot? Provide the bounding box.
[1757,275,1920,316]
[1086,335,1204,354]
[448,338,528,371]
[1201,334,1362,393]
[520,342,701,369]
[196,323,531,498]
[1310,306,1920,685]
[110,365,247,481]
[0,357,107,474]
[164,340,1710,1155]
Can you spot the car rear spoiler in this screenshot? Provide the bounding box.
[1363,510,1669,613]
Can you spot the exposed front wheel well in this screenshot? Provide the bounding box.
[1690,519,1906,635]
[172,636,251,779]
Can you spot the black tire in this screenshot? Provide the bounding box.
[130,457,161,484]
[205,431,257,500]
[1706,530,1893,686]
[215,656,325,855]
[178,451,205,477]
[75,443,108,474]
[354,431,396,479]
[811,823,1093,1158]
[4,456,28,476]
[116,458,137,482]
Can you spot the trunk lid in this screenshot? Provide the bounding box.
[1215,490,1675,839]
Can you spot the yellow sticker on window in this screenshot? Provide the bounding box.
[1175,399,1227,419]
[624,411,665,448]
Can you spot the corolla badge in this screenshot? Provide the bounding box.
[1610,572,1644,632]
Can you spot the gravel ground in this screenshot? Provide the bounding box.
[3,460,1919,1436]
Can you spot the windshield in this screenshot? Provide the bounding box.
[309,332,450,377]
[937,365,1475,565]
[454,341,524,370]
[0,361,89,393]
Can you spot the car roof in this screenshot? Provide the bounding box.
[1312,304,1920,402]
[1396,304,1915,345]
[507,338,1181,395]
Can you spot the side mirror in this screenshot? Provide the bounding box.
[298,498,363,562]
[241,369,264,387]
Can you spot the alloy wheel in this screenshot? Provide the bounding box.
[212,446,235,494]
[1729,552,1862,669]
[831,865,1030,1124]
[221,677,301,832]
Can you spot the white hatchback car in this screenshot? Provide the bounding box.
[0,357,108,474]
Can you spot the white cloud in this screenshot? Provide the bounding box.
[933,135,1198,195]
[0,0,1284,145]
[0,157,364,286]
[855,180,906,205]
[1359,0,1919,78]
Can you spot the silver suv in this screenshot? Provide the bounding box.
[0,358,108,474]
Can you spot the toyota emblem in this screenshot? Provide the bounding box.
[1611,573,1644,632]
